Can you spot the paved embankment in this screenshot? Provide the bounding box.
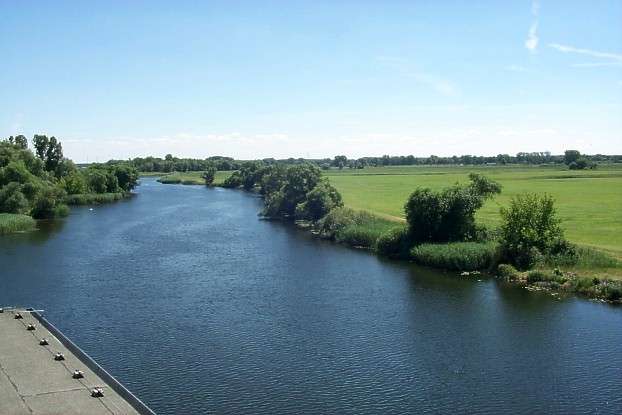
[0,308,154,415]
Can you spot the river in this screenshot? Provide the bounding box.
[1,177,621,414]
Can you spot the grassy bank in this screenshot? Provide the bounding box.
[0,213,36,234]
[326,164,622,258]
[154,171,232,185]
[65,192,131,205]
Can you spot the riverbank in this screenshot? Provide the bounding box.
[65,191,132,205]
[148,170,622,304]
[152,171,232,185]
[0,213,36,234]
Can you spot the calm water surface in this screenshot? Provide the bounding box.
[1,178,621,414]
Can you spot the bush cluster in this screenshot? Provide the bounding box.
[1,135,138,222]
[404,173,501,243]
[220,161,344,223]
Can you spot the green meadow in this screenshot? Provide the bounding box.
[325,164,622,258]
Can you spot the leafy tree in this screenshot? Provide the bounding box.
[333,155,348,169]
[264,164,321,217]
[295,179,343,221]
[0,161,34,186]
[62,171,88,194]
[222,171,243,188]
[113,164,139,191]
[500,193,566,269]
[404,173,501,243]
[259,164,287,195]
[44,136,63,173]
[564,150,581,165]
[33,135,50,161]
[8,135,28,149]
[0,182,29,213]
[202,164,217,185]
[86,170,109,193]
[31,186,67,219]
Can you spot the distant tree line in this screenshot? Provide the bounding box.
[322,151,619,169]
[121,155,240,173]
[121,150,620,174]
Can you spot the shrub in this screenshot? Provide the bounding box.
[336,226,379,248]
[604,285,622,302]
[222,171,242,188]
[571,277,595,294]
[499,193,567,270]
[410,241,498,271]
[376,227,411,259]
[405,173,501,243]
[53,204,70,217]
[0,182,29,213]
[317,207,400,249]
[497,263,519,279]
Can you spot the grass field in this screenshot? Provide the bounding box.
[325,164,622,258]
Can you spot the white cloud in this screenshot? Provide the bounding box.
[549,43,622,61]
[525,0,539,53]
[570,62,622,68]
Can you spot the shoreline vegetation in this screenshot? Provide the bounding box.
[1,135,139,234]
[149,156,621,304]
[0,213,36,234]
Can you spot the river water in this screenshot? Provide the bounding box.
[1,178,621,414]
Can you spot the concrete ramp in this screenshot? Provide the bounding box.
[0,308,154,415]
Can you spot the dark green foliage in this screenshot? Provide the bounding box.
[0,182,29,213]
[295,179,343,221]
[604,285,622,302]
[259,164,287,195]
[31,186,67,219]
[1,136,136,221]
[130,155,240,173]
[222,171,243,188]
[113,164,139,191]
[564,150,581,165]
[499,193,568,269]
[7,135,28,149]
[410,242,498,271]
[202,164,217,185]
[61,171,87,194]
[86,170,108,193]
[404,173,501,243]
[333,155,347,169]
[376,227,411,259]
[261,164,322,218]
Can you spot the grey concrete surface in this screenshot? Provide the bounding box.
[0,309,141,415]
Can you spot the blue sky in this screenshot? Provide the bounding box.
[1,1,621,161]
